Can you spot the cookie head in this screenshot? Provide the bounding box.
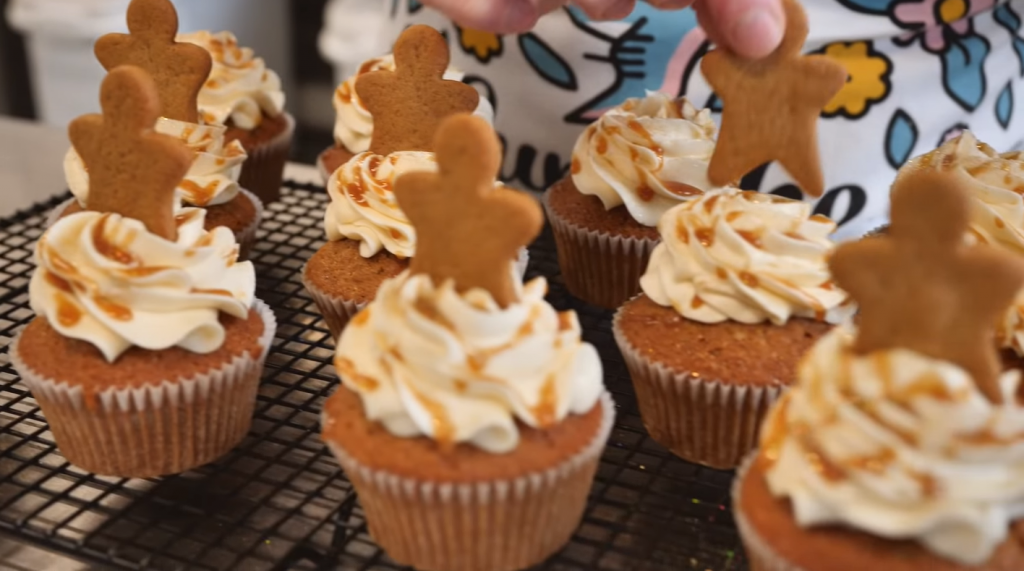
[69,66,192,242]
[355,25,480,156]
[394,114,541,308]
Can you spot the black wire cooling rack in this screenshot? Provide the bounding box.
[0,181,747,571]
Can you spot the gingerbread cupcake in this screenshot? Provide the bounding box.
[317,53,494,181]
[303,25,524,340]
[900,132,1024,362]
[613,190,852,469]
[545,93,725,309]
[11,66,275,478]
[735,167,1024,571]
[321,113,612,571]
[180,29,291,204]
[55,0,263,259]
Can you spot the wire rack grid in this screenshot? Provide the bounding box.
[0,181,747,571]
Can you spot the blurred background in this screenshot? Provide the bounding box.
[0,0,380,164]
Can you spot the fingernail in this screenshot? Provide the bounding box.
[731,8,784,58]
[501,1,538,33]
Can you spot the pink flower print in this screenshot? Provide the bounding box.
[893,0,996,52]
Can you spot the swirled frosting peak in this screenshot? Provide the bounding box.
[334,271,604,453]
[30,209,255,362]
[571,92,723,226]
[324,151,438,259]
[640,190,852,325]
[332,54,494,154]
[763,327,1024,565]
[66,118,248,208]
[908,132,1024,356]
[179,31,286,130]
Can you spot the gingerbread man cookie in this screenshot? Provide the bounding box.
[94,0,212,123]
[701,0,846,198]
[830,167,1024,403]
[69,66,193,242]
[356,25,481,157]
[394,114,542,308]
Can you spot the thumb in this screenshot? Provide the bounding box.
[420,0,541,34]
[697,0,785,59]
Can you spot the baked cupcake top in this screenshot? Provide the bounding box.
[332,54,494,155]
[640,189,852,325]
[66,118,248,208]
[334,113,603,453]
[36,66,256,363]
[760,165,1024,566]
[906,132,1024,356]
[571,93,723,227]
[179,30,286,130]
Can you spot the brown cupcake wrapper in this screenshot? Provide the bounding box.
[238,112,296,205]
[613,309,782,469]
[542,192,659,310]
[324,392,615,571]
[9,299,277,478]
[301,263,366,342]
[234,187,264,261]
[732,453,804,571]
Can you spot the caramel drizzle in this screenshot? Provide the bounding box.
[533,375,558,428]
[54,293,82,327]
[93,295,132,321]
[92,214,138,266]
[180,180,221,207]
[191,288,234,297]
[335,356,380,392]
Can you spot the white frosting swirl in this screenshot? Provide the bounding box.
[572,93,723,227]
[332,54,494,154]
[66,118,248,208]
[179,31,286,130]
[324,151,435,259]
[640,190,852,325]
[334,271,604,453]
[763,327,1024,565]
[908,132,1024,356]
[29,209,255,362]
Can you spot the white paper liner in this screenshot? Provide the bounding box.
[45,197,76,228]
[317,151,332,186]
[733,453,806,571]
[234,187,264,261]
[301,263,366,343]
[514,247,530,279]
[613,307,782,469]
[323,392,615,571]
[9,299,277,478]
[238,112,296,205]
[542,190,659,310]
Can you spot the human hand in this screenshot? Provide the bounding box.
[419,0,785,59]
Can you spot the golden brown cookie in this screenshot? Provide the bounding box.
[394,114,542,308]
[94,0,212,123]
[69,66,193,242]
[701,0,845,197]
[356,25,480,157]
[830,167,1024,403]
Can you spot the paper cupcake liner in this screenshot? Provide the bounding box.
[301,264,366,342]
[613,309,782,469]
[514,247,530,279]
[238,113,295,205]
[324,392,615,571]
[316,152,332,186]
[9,299,277,478]
[542,192,658,310]
[45,197,76,228]
[234,188,265,261]
[732,453,806,571]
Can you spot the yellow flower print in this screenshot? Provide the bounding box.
[458,26,503,63]
[820,41,893,119]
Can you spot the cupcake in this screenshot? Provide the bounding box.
[317,53,495,181]
[613,190,853,469]
[545,93,725,309]
[61,118,262,259]
[11,66,276,478]
[901,132,1024,364]
[321,113,613,571]
[303,25,510,341]
[180,30,292,204]
[53,0,264,259]
[734,167,1024,571]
